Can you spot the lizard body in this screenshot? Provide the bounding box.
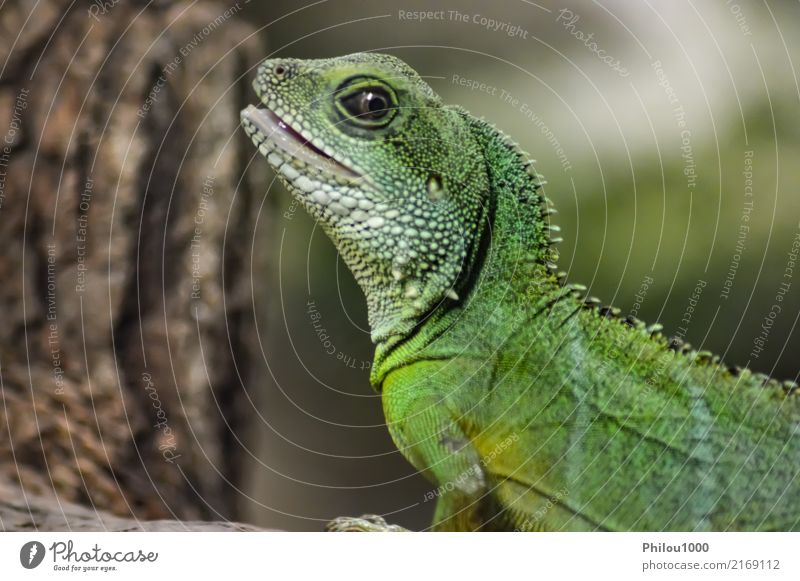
[241,53,800,531]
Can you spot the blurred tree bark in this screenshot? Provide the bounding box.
[0,0,268,529]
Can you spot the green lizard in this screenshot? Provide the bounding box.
[241,53,800,531]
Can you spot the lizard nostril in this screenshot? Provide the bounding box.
[273,63,287,79]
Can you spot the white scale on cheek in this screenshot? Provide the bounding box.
[340,196,358,209]
[329,202,349,216]
[280,164,300,180]
[295,176,315,193]
[311,191,330,205]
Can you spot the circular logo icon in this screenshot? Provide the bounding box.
[19,541,46,569]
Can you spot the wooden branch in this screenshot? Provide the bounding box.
[0,483,267,531]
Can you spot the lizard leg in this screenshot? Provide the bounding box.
[326,394,489,532]
[427,429,488,531]
[387,394,489,531]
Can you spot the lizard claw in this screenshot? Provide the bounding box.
[325,514,408,532]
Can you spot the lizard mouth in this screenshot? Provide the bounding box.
[241,104,359,180]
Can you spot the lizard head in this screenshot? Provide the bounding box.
[242,53,490,342]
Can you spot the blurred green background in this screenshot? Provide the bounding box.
[233,0,800,530]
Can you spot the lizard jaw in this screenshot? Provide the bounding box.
[240,104,360,180]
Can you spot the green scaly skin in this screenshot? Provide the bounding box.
[241,53,800,531]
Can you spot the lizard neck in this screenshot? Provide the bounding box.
[371,112,563,386]
[369,113,796,404]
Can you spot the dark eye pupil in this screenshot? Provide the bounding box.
[341,87,394,122]
[365,93,386,114]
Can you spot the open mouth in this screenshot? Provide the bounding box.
[241,105,359,179]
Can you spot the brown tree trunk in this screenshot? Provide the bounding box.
[0,0,268,528]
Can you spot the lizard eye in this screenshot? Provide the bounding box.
[336,80,397,128]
